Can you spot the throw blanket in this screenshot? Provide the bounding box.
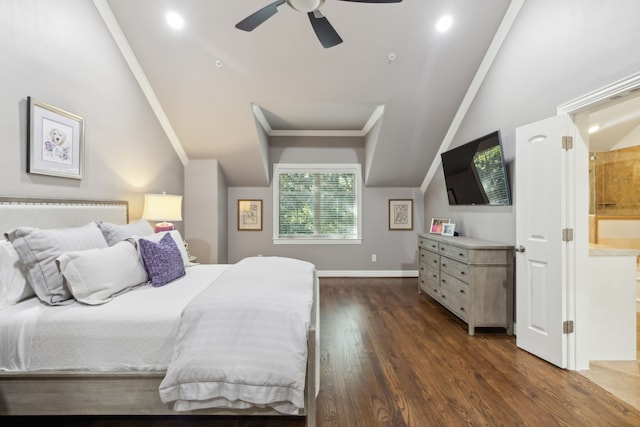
[159,256,315,414]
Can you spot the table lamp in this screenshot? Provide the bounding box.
[142,192,182,232]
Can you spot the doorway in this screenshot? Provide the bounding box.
[554,74,640,407]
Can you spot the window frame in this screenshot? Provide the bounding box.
[273,163,362,245]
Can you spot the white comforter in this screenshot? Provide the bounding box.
[0,264,230,371]
[159,256,315,414]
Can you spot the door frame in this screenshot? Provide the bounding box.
[557,72,640,370]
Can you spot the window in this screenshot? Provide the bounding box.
[273,164,362,244]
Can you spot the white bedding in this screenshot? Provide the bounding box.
[159,256,315,415]
[0,264,230,372]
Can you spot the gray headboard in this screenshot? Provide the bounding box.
[0,197,129,234]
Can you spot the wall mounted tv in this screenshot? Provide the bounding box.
[440,130,512,206]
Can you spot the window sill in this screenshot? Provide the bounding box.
[273,238,362,245]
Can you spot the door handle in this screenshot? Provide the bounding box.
[515,245,526,253]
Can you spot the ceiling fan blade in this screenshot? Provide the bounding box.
[308,11,343,48]
[337,0,403,3]
[235,0,285,32]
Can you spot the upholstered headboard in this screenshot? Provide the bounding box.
[0,197,129,234]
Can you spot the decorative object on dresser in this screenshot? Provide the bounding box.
[418,233,514,336]
[388,199,413,230]
[238,199,263,231]
[441,223,456,236]
[142,192,183,232]
[27,97,84,179]
[429,217,450,234]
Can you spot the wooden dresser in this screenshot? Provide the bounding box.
[418,233,514,335]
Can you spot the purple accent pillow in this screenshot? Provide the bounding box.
[139,233,185,287]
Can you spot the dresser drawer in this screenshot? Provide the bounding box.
[421,264,440,293]
[439,286,468,321]
[438,242,468,263]
[419,237,439,252]
[440,272,469,301]
[419,248,440,269]
[439,257,469,283]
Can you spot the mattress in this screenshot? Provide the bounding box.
[0,264,230,372]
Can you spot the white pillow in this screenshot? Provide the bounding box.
[5,222,109,305]
[134,230,190,267]
[0,240,33,309]
[97,219,154,246]
[56,240,148,305]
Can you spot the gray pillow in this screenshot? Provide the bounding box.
[97,219,154,246]
[5,222,108,305]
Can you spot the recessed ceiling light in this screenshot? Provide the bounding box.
[166,11,184,30]
[436,15,453,33]
[588,124,601,134]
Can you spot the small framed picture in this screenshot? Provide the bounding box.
[429,217,450,234]
[388,199,413,230]
[441,223,456,236]
[238,199,262,231]
[27,97,84,179]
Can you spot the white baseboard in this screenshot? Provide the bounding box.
[317,270,419,278]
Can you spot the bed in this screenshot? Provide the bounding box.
[0,197,319,426]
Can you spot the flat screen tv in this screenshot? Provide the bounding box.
[440,130,511,206]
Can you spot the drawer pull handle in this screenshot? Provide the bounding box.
[458,253,465,257]
[460,271,466,275]
[460,307,465,311]
[460,289,465,294]
[442,279,446,283]
[432,260,438,264]
[441,263,446,267]
[432,274,437,279]
[441,247,446,251]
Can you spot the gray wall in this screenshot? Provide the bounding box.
[184,159,228,264]
[0,0,184,222]
[424,0,640,244]
[228,145,423,272]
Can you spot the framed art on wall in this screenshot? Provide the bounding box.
[429,217,450,234]
[388,199,413,230]
[27,97,84,179]
[238,199,262,231]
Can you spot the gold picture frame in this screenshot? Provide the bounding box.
[238,199,262,231]
[388,199,413,230]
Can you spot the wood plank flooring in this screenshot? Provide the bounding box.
[3,277,640,426]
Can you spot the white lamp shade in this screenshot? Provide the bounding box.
[142,193,183,222]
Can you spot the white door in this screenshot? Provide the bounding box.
[515,115,572,368]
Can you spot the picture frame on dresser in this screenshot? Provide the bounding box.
[388,199,413,230]
[27,97,84,179]
[429,217,450,234]
[238,199,262,231]
[441,223,456,236]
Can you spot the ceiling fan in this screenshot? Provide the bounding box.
[235,0,403,48]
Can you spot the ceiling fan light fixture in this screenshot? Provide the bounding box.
[287,0,325,13]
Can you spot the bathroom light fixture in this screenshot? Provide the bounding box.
[588,123,601,134]
[142,192,183,232]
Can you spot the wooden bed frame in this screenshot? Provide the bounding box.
[0,197,318,426]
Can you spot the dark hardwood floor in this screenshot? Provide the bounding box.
[4,277,640,426]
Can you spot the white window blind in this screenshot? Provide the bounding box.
[273,164,362,244]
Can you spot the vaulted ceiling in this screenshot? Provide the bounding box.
[101,0,513,187]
